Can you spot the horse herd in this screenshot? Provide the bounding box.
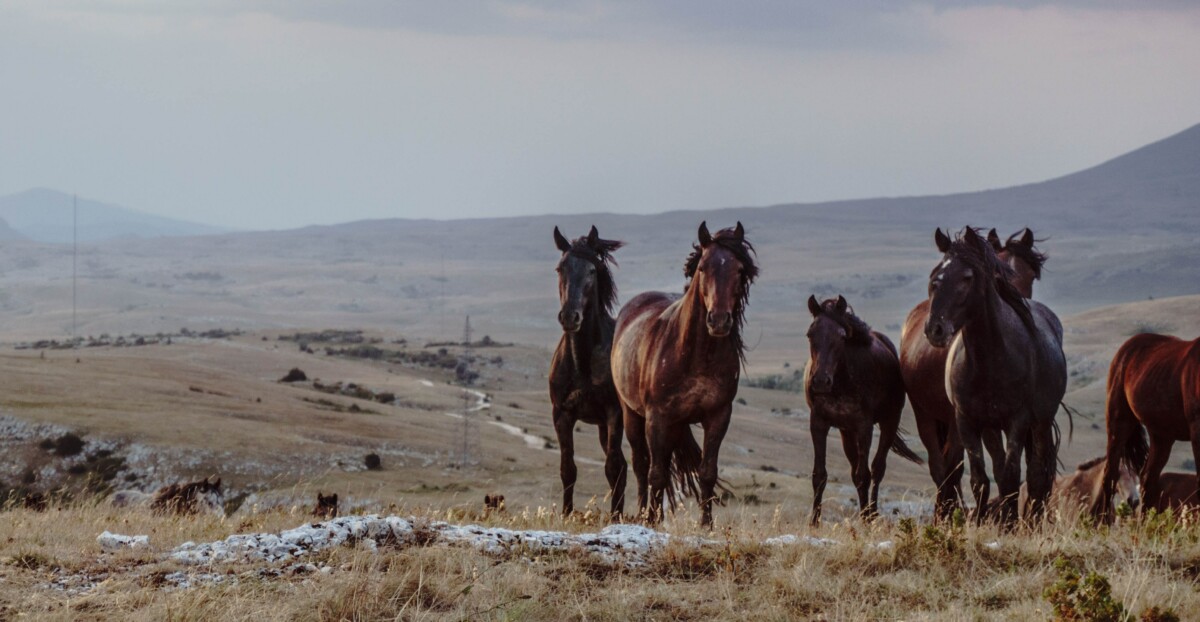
[549,222,1200,529]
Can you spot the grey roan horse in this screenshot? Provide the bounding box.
[924,227,1066,526]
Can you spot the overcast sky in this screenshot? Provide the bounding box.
[1,1,1197,230]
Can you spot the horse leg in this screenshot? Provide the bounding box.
[995,422,1025,529]
[622,406,650,520]
[601,408,628,520]
[871,415,902,520]
[1092,389,1136,522]
[553,408,577,517]
[1025,419,1055,525]
[840,426,870,518]
[698,409,732,528]
[645,418,673,524]
[1142,434,1174,513]
[809,417,830,526]
[958,418,990,526]
[940,418,967,516]
[914,409,951,519]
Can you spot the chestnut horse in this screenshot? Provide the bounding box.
[901,228,1047,518]
[612,222,757,526]
[549,225,627,518]
[1092,333,1200,521]
[1154,472,1199,512]
[805,295,923,525]
[925,227,1066,526]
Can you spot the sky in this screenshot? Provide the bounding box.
[0,1,1198,231]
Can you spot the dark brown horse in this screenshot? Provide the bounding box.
[314,492,339,519]
[153,476,224,516]
[612,222,757,526]
[1092,333,1200,521]
[805,295,923,525]
[925,227,1066,526]
[901,228,1048,518]
[549,225,628,518]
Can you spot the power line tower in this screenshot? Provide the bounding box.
[457,315,479,467]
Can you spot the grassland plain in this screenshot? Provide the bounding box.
[0,295,1198,619]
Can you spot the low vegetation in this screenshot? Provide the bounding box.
[0,497,1197,620]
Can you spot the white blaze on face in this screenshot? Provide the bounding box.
[936,257,952,282]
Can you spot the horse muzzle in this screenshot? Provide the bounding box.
[706,311,733,337]
[808,372,834,394]
[558,309,583,333]
[924,317,953,348]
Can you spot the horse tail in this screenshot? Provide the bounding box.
[1058,401,1078,445]
[889,429,925,465]
[666,425,731,510]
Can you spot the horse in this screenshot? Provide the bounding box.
[1019,456,1139,518]
[804,295,924,525]
[612,221,757,526]
[925,227,1066,526]
[1091,333,1200,521]
[900,228,1048,519]
[483,493,506,513]
[111,476,225,516]
[1154,472,1199,512]
[314,492,339,519]
[549,225,628,518]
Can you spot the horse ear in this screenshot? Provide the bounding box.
[698,221,712,247]
[586,225,599,247]
[963,227,981,246]
[553,226,571,253]
[1019,227,1034,248]
[934,228,951,253]
[835,295,848,313]
[807,295,821,317]
[987,228,1002,251]
[734,221,744,241]
[331,494,337,503]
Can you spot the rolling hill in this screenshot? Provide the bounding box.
[0,188,228,243]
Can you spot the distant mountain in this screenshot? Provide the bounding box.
[0,188,228,244]
[0,216,24,242]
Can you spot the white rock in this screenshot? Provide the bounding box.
[98,531,149,551]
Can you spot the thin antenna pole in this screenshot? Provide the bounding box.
[72,194,78,340]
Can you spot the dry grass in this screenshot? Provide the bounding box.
[1,499,1198,621]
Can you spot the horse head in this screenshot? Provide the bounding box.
[997,228,1046,299]
[805,295,856,394]
[687,221,757,338]
[925,227,1020,347]
[553,225,622,333]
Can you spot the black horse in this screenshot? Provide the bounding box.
[805,295,923,525]
[549,225,628,518]
[925,227,1066,526]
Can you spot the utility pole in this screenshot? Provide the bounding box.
[72,193,78,341]
[458,315,477,467]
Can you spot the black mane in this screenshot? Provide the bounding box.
[947,227,1036,335]
[815,299,874,346]
[684,227,759,359]
[1005,231,1049,279]
[560,236,622,316]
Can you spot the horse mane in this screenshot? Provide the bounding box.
[1005,230,1048,279]
[1075,455,1105,471]
[683,227,759,360]
[815,299,874,346]
[562,236,622,315]
[948,227,1036,336]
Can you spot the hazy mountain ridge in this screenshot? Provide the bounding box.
[0,188,228,244]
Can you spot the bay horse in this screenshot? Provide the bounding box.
[805,295,923,525]
[1091,332,1200,521]
[901,228,1048,519]
[1153,472,1199,513]
[925,227,1066,526]
[612,221,757,526]
[549,225,628,518]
